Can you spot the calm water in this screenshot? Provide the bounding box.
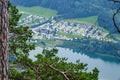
[29,47,120,80]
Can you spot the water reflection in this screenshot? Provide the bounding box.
[65,47,120,64]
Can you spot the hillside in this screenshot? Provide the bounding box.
[66,16,98,26]
[17,6,57,18]
[17,6,57,26]
[10,0,120,33]
[10,0,118,16]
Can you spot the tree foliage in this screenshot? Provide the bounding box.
[8,2,35,57]
[11,48,99,80]
[8,1,35,79]
[8,2,99,80]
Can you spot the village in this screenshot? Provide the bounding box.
[19,14,113,42]
[19,14,48,27]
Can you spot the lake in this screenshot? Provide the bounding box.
[29,47,120,80]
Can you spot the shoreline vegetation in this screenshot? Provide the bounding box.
[96,52,120,60]
[34,39,120,61]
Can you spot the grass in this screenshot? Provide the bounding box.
[39,39,63,47]
[66,16,109,33]
[57,31,84,39]
[66,16,98,26]
[109,33,120,41]
[19,13,29,19]
[17,6,57,18]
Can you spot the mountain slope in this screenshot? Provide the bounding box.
[10,0,117,17]
[10,0,120,33]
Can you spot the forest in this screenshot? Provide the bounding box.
[10,0,120,33]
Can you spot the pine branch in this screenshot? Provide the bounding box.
[47,64,70,80]
[24,62,41,75]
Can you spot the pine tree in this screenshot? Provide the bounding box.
[8,2,35,57]
[8,2,35,79]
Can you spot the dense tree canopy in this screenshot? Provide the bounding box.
[10,0,119,16]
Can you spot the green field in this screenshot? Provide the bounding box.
[19,13,29,19]
[57,31,84,39]
[17,6,57,18]
[35,39,63,47]
[66,16,98,26]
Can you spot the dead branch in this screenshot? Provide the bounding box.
[8,33,18,39]
[112,8,120,33]
[47,64,70,80]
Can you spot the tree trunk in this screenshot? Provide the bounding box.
[0,0,9,80]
